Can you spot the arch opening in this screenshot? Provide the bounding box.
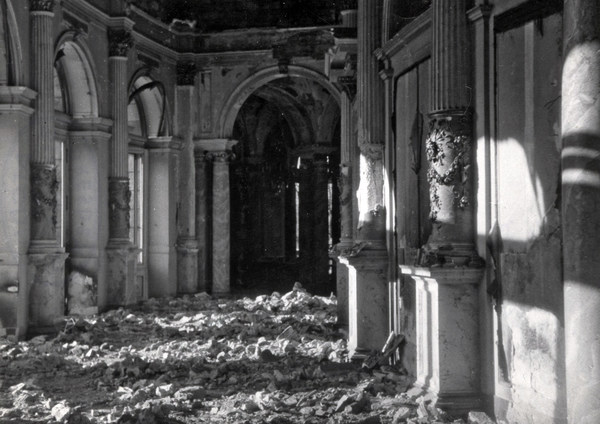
[229,75,341,295]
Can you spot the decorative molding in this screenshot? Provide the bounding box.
[108,28,133,57]
[206,151,235,163]
[176,61,197,85]
[108,178,131,240]
[30,0,55,13]
[31,164,57,227]
[426,113,472,222]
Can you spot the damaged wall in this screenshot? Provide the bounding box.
[492,12,566,424]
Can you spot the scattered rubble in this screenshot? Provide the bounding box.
[0,285,496,423]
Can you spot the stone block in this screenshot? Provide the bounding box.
[67,271,98,316]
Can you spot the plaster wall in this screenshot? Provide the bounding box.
[491,13,566,424]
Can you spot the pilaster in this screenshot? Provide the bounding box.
[28,0,68,334]
[0,87,36,338]
[400,0,484,414]
[561,0,600,422]
[194,149,210,293]
[175,62,199,294]
[106,22,136,307]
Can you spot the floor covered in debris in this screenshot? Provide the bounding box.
[0,286,487,424]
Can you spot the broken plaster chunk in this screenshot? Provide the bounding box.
[468,411,496,424]
[51,402,72,422]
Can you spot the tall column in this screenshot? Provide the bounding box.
[298,156,315,289]
[194,150,209,292]
[197,139,237,297]
[175,61,199,294]
[561,1,600,422]
[27,0,68,334]
[399,0,483,414]
[313,153,333,294]
[340,0,389,360]
[105,23,137,307]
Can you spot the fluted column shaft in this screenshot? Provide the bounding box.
[313,157,331,291]
[356,0,386,245]
[339,91,354,243]
[108,29,132,241]
[30,2,57,242]
[561,0,600,422]
[210,151,233,296]
[195,152,209,292]
[424,0,477,264]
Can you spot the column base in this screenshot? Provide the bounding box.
[400,265,484,417]
[177,238,199,294]
[27,243,68,335]
[340,248,389,360]
[106,241,138,307]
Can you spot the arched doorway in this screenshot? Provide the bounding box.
[230,76,341,295]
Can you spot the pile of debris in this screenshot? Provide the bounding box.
[0,285,495,423]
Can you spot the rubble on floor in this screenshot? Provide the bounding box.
[0,285,494,423]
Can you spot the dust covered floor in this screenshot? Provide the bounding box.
[0,287,478,424]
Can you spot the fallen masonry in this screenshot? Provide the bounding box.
[0,286,497,423]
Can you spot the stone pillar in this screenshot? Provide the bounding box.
[0,87,36,338]
[399,0,484,414]
[147,138,180,298]
[194,150,209,292]
[105,24,137,307]
[68,118,112,312]
[313,154,333,294]
[561,1,600,422]
[332,87,355,328]
[27,0,68,334]
[175,61,199,294]
[341,0,389,359]
[197,139,237,297]
[298,156,315,289]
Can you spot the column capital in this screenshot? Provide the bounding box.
[194,138,238,153]
[108,28,133,58]
[176,61,197,86]
[30,0,56,13]
[206,151,235,163]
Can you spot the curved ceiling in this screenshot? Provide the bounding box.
[131,0,354,32]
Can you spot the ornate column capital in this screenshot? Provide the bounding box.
[177,61,197,86]
[207,151,235,163]
[108,28,133,57]
[30,0,56,12]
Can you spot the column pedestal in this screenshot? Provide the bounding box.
[400,266,483,414]
[27,247,68,334]
[106,241,138,307]
[340,249,389,360]
[177,238,199,294]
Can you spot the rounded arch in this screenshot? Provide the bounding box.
[0,0,24,85]
[219,64,341,139]
[54,31,99,118]
[128,68,172,138]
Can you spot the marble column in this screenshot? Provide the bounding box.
[194,150,209,292]
[27,0,68,334]
[399,0,483,414]
[197,139,237,297]
[341,0,389,359]
[175,61,200,294]
[105,24,137,307]
[561,1,600,422]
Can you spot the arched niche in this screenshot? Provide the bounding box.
[219,64,341,139]
[54,33,99,118]
[0,0,23,86]
[128,70,172,139]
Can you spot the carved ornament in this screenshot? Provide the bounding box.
[108,29,133,57]
[426,113,472,222]
[108,179,131,238]
[207,151,235,163]
[177,61,197,86]
[30,0,55,12]
[31,164,58,226]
